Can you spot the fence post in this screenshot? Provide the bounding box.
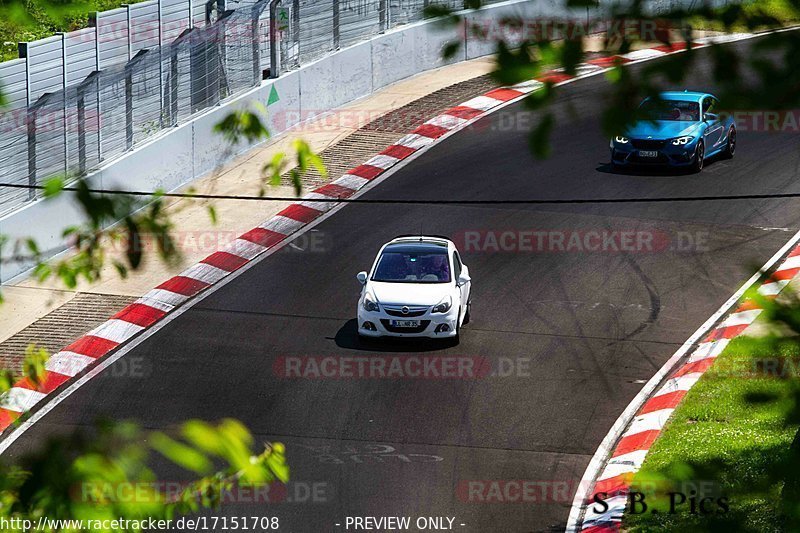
[125,4,133,60]
[125,68,133,149]
[292,0,299,59]
[379,0,387,32]
[170,44,179,124]
[158,0,165,128]
[89,14,103,163]
[268,0,281,78]
[26,106,37,201]
[59,33,68,176]
[252,3,261,84]
[333,0,340,49]
[75,72,99,175]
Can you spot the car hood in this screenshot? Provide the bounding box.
[368,281,453,306]
[626,121,700,140]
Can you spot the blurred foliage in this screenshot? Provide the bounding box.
[5,417,289,531]
[0,342,291,531]
[426,0,800,158]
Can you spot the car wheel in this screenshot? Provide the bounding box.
[463,302,471,325]
[451,306,461,345]
[691,140,705,173]
[722,127,736,159]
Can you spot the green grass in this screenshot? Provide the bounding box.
[690,0,800,32]
[0,0,144,61]
[624,335,800,532]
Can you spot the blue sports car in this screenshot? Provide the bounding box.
[610,91,736,172]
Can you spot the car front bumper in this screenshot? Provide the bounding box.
[611,139,699,167]
[357,306,460,338]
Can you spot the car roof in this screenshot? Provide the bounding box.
[657,91,712,103]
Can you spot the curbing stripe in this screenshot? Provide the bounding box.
[576,232,800,531]
[639,390,686,415]
[156,276,210,297]
[0,388,47,413]
[240,227,286,249]
[381,144,418,160]
[201,251,250,272]
[424,114,469,130]
[313,183,359,198]
[44,351,95,377]
[113,303,167,328]
[64,335,119,358]
[87,319,146,344]
[412,123,451,138]
[394,133,436,150]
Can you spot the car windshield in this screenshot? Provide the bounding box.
[372,251,451,283]
[640,99,700,121]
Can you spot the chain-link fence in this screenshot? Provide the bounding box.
[0,0,514,217]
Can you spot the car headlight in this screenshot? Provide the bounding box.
[614,136,629,144]
[362,292,379,312]
[432,295,452,314]
[671,135,694,145]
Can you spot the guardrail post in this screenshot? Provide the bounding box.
[333,0,340,49]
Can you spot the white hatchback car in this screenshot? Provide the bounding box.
[356,236,471,340]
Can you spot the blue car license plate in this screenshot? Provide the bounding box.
[639,150,658,158]
[390,320,419,328]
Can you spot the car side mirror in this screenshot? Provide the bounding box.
[356,271,368,285]
[457,272,471,286]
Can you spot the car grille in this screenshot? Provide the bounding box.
[631,139,667,150]
[380,319,431,333]
[383,305,428,318]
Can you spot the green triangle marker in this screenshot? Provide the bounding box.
[267,85,280,106]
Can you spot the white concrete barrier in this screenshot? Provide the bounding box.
[0,0,597,282]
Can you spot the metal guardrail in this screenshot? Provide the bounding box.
[0,0,499,218]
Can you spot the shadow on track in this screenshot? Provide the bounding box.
[333,319,459,352]
[596,153,727,176]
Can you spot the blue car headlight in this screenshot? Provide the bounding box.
[614,136,629,144]
[671,135,694,146]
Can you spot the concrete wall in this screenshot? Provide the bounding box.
[0,0,620,282]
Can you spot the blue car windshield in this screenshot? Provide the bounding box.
[372,251,451,283]
[640,99,700,121]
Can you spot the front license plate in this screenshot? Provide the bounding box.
[639,150,659,158]
[390,320,420,328]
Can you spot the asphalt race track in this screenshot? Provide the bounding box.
[6,34,800,532]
